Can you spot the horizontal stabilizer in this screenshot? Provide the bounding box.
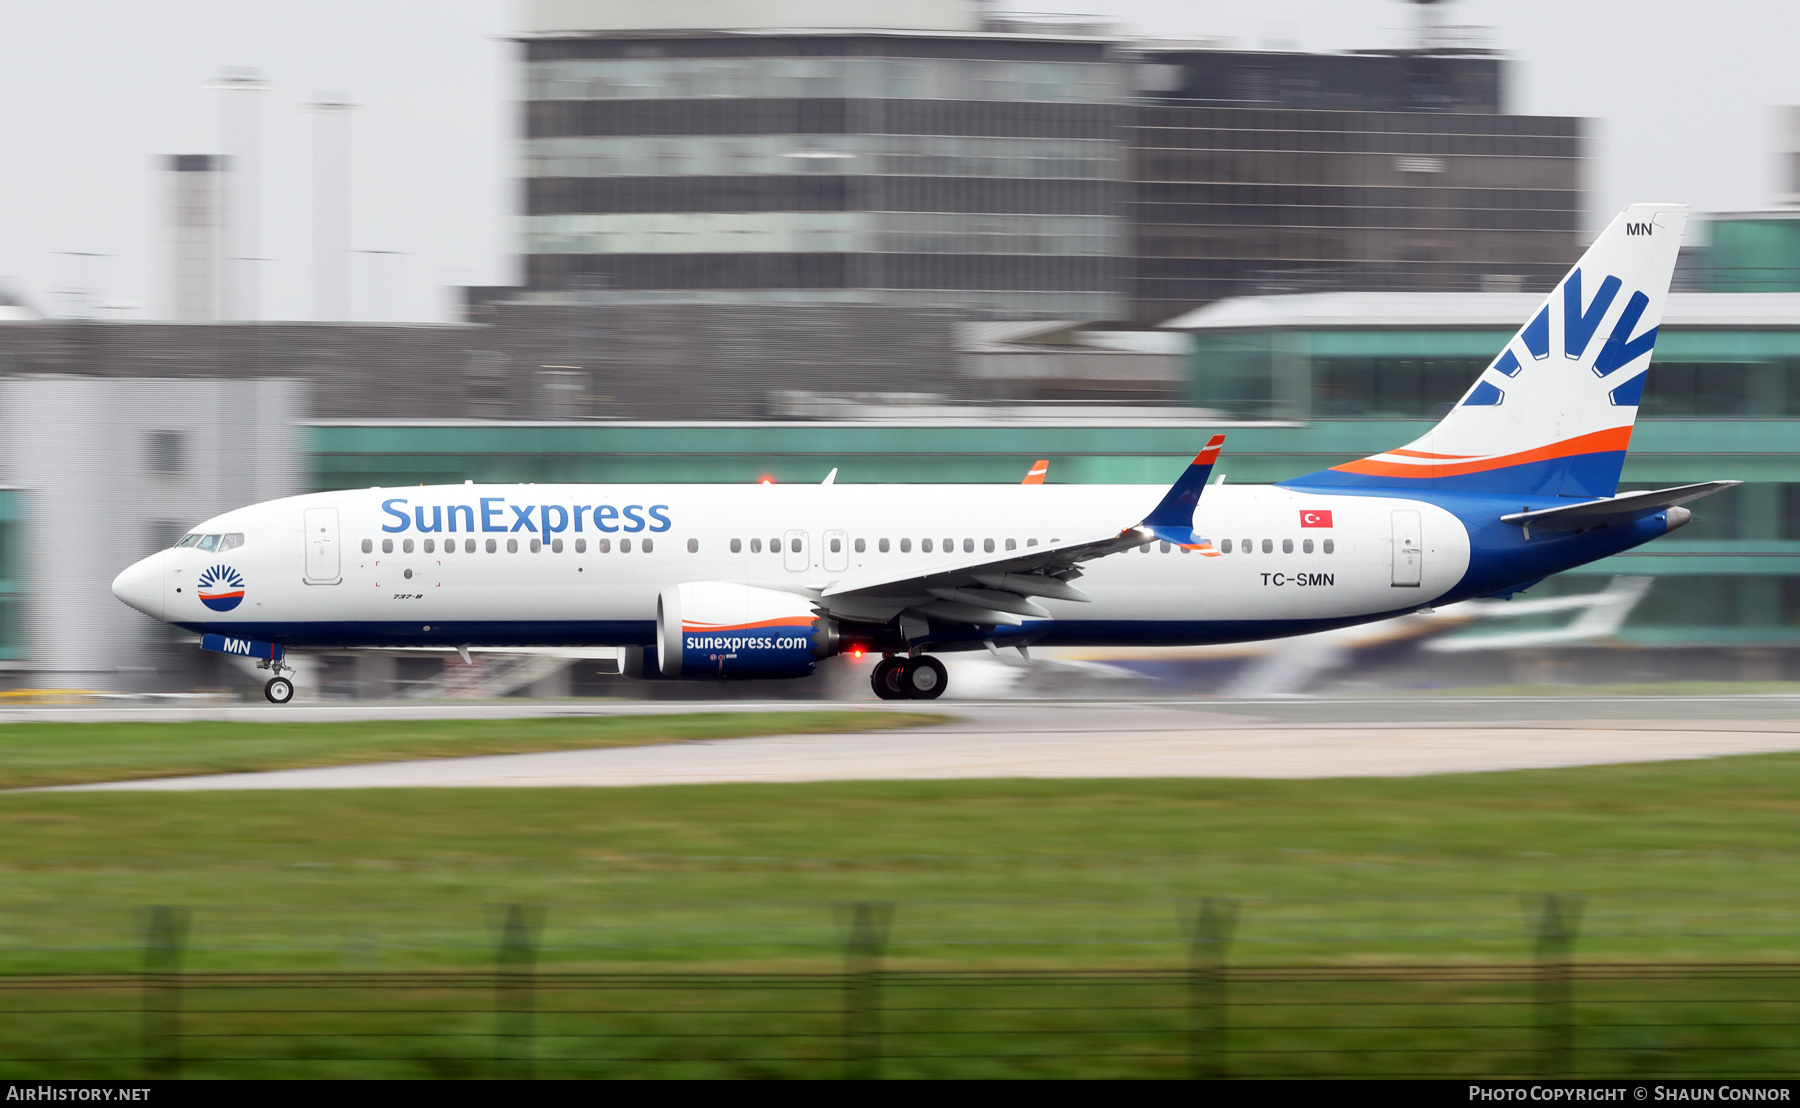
[1500,481,1739,531]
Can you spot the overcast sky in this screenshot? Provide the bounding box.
[1,0,1796,322]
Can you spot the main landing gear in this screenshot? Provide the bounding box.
[871,655,947,700]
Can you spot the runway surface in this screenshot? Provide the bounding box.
[41,696,1800,791]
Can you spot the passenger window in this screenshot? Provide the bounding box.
[620,538,632,553]
[382,538,394,554]
[507,538,519,553]
[731,538,742,553]
[1323,539,1335,554]
[424,538,435,553]
[575,538,586,553]
[899,538,911,553]
[769,537,780,553]
[1026,538,1038,547]
[984,538,994,553]
[1242,538,1251,553]
[403,538,414,554]
[1261,539,1273,554]
[1005,538,1016,551]
[361,538,373,554]
[1303,539,1314,554]
[854,538,866,553]
[879,538,890,553]
[687,538,698,553]
[598,538,611,553]
[788,537,800,554]
[642,538,653,553]
[829,537,841,553]
[1139,543,1151,553]
[197,534,220,552]
[530,539,541,553]
[1161,541,1171,553]
[552,538,563,553]
[963,538,974,553]
[1221,539,1232,553]
[219,533,245,552]
[749,538,761,553]
[1282,539,1293,554]
[486,539,497,553]
[175,534,202,548]
[943,538,953,553]
[465,538,476,553]
[921,538,933,553]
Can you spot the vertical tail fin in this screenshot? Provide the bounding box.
[1289,203,1688,498]
[1022,460,1049,485]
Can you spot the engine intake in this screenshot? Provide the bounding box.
[657,582,839,679]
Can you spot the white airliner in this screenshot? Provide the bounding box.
[113,204,1735,704]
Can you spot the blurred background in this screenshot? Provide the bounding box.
[3,0,1800,700]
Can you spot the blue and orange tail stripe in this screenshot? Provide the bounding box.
[1288,426,1633,497]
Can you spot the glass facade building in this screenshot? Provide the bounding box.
[522,34,1130,318]
[519,32,1584,325]
[1127,49,1582,323]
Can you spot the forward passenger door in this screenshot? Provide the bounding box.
[303,507,341,584]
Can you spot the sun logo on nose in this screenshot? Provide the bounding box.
[195,564,246,612]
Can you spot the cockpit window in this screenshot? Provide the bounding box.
[196,534,221,552]
[174,534,202,548]
[218,533,245,552]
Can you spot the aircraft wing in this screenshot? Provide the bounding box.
[818,528,1149,625]
[818,436,1226,629]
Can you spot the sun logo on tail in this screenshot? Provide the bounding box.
[196,565,246,612]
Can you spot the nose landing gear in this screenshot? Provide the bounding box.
[870,655,948,700]
[257,656,296,705]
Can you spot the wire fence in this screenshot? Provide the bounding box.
[5,900,1800,1079]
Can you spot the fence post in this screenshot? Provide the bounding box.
[1186,898,1238,1080]
[842,902,894,1080]
[495,904,542,1080]
[141,906,188,1078]
[1532,894,1583,1079]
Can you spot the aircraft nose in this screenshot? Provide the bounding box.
[112,551,166,620]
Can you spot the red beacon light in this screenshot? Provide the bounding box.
[759,476,774,485]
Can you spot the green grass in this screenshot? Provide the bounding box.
[0,711,946,790]
[6,753,1800,1076]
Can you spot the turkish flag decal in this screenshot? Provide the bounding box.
[1299,510,1334,528]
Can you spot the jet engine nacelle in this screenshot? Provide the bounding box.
[657,581,839,679]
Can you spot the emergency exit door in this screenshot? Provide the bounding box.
[1391,509,1422,587]
[304,507,341,584]
[783,529,810,572]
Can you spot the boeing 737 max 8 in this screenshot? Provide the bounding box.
[112,204,1735,703]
